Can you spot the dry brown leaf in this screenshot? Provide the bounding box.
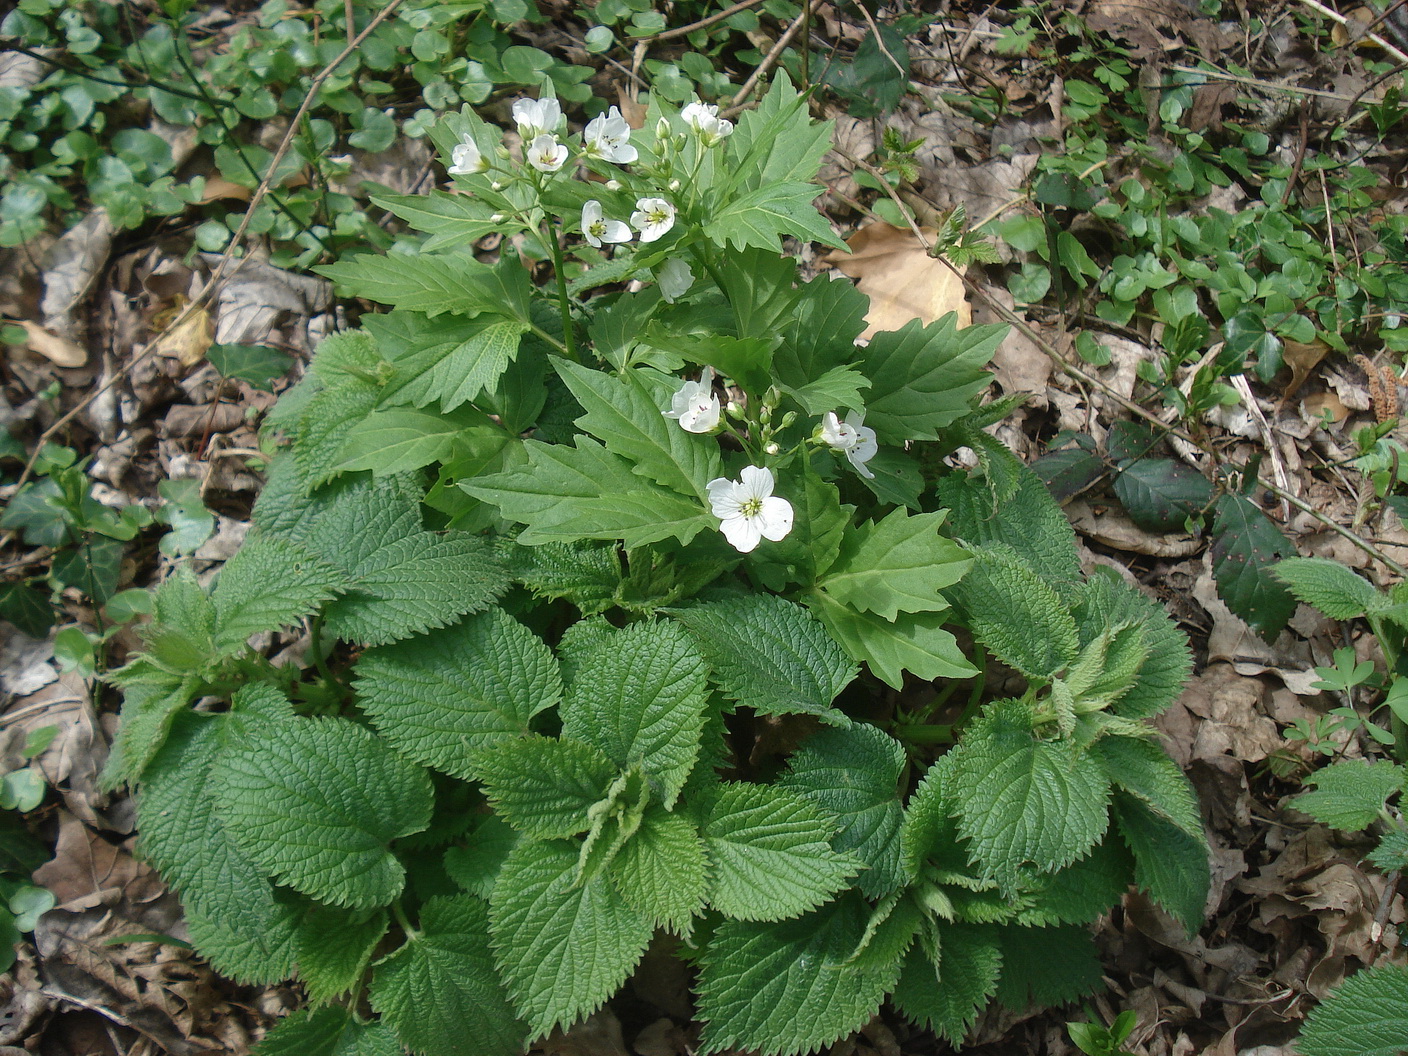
[824,222,969,341]
[1282,339,1331,401]
[198,176,253,203]
[150,302,214,368]
[615,86,647,129]
[12,319,87,367]
[1301,391,1348,425]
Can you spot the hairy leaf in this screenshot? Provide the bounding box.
[892,925,1002,1043]
[1095,736,1202,837]
[954,545,1079,680]
[253,1006,401,1056]
[185,899,299,985]
[1273,556,1381,620]
[293,906,388,1006]
[211,537,350,653]
[1073,572,1192,719]
[1113,797,1209,931]
[1297,759,1406,830]
[1299,963,1408,1056]
[474,735,618,839]
[610,807,709,937]
[994,923,1104,1008]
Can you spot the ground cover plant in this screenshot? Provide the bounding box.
[98,79,1209,1055]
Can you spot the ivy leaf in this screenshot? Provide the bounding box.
[609,807,708,938]
[808,592,976,690]
[1296,759,1406,830]
[947,701,1110,892]
[1273,557,1381,621]
[355,608,562,781]
[554,360,721,501]
[0,581,54,639]
[818,508,971,621]
[1299,964,1408,1056]
[778,724,906,898]
[474,735,619,839]
[703,782,860,921]
[669,593,856,726]
[213,717,434,909]
[210,537,350,653]
[1210,493,1296,637]
[562,620,709,808]
[370,896,525,1056]
[1112,458,1212,532]
[253,1006,401,1056]
[696,895,899,1056]
[206,343,294,391]
[466,438,711,548]
[1113,797,1209,931]
[953,545,1078,680]
[489,840,653,1040]
[860,317,1004,442]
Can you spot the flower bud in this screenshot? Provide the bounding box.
[668,179,681,191]
[490,213,505,222]
[606,179,622,190]
[491,181,504,191]
[655,117,671,140]
[778,411,796,430]
[764,442,780,455]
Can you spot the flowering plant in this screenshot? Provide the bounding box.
[108,76,1206,1056]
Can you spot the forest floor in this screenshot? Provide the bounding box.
[4,0,1408,1053]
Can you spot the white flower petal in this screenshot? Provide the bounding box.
[758,496,794,540]
[656,258,694,302]
[719,513,763,553]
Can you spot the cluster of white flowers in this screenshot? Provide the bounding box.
[818,411,878,479]
[680,101,734,147]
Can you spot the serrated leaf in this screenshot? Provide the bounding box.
[1210,493,1296,637]
[1297,759,1406,830]
[779,364,871,416]
[900,755,964,881]
[703,782,859,921]
[696,894,898,1056]
[555,360,722,501]
[892,925,1001,1043]
[474,735,618,838]
[211,537,350,653]
[186,898,299,985]
[754,466,850,589]
[355,608,562,780]
[562,620,709,806]
[103,669,198,788]
[610,807,708,937]
[808,592,975,690]
[773,272,870,389]
[953,545,1079,680]
[1112,458,1212,532]
[316,251,532,321]
[445,816,520,899]
[292,381,381,489]
[371,896,525,1056]
[994,923,1104,1009]
[332,405,493,477]
[207,343,294,391]
[703,181,845,252]
[370,191,500,252]
[490,839,653,1040]
[724,74,835,194]
[213,717,433,909]
[1095,736,1202,837]
[512,540,622,613]
[1017,836,1132,926]
[860,316,1004,442]
[948,701,1110,892]
[1031,446,1106,503]
[669,593,856,726]
[253,1006,401,1056]
[466,438,711,548]
[779,724,906,898]
[1113,797,1209,931]
[1273,556,1381,620]
[293,906,388,1006]
[1073,572,1191,720]
[818,508,970,621]
[1299,963,1408,1056]
[1369,828,1408,873]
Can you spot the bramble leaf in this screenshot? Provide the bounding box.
[1210,493,1296,637]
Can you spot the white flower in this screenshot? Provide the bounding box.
[631,197,676,243]
[707,466,794,553]
[526,134,568,173]
[655,258,694,302]
[819,410,878,479]
[582,106,638,164]
[512,97,562,139]
[581,200,631,248]
[681,100,734,146]
[663,366,720,433]
[447,134,488,175]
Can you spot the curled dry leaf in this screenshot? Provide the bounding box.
[12,319,86,368]
[149,301,214,369]
[824,222,970,341]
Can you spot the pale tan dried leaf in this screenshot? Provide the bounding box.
[41,209,114,337]
[150,305,214,368]
[1282,339,1331,400]
[13,319,86,367]
[825,222,969,341]
[198,176,253,203]
[1301,391,1348,425]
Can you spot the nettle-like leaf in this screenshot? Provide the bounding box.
[703,782,860,921]
[609,807,709,937]
[669,593,856,726]
[994,923,1104,1009]
[1073,572,1191,720]
[1299,963,1408,1056]
[255,1006,401,1056]
[817,508,971,621]
[562,620,709,808]
[466,438,711,547]
[211,537,350,653]
[292,382,382,490]
[696,894,900,1056]
[369,896,525,1056]
[1297,759,1406,830]
[212,716,433,909]
[512,540,622,613]
[258,473,510,646]
[354,608,562,780]
[555,359,722,501]
[186,898,300,985]
[1273,556,1381,620]
[474,735,619,839]
[953,545,1079,680]
[1210,493,1296,637]
[1369,828,1408,873]
[861,316,1005,442]
[1113,797,1209,931]
[293,905,388,1006]
[948,701,1110,892]
[1018,837,1133,927]
[808,593,976,690]
[102,664,199,788]
[489,839,653,1040]
[892,924,1002,1043]
[779,724,906,898]
[1095,735,1202,837]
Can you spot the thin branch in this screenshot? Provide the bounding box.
[1294,0,1408,64]
[729,0,813,110]
[635,0,771,42]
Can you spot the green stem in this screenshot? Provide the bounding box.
[546,220,578,362]
[391,900,421,941]
[1369,614,1408,764]
[308,616,335,686]
[897,723,955,746]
